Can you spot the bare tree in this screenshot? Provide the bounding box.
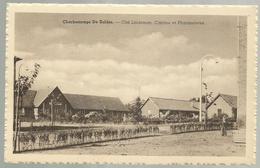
[14,63,40,152]
[15,63,41,97]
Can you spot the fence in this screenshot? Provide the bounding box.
[170,122,237,134]
[17,125,159,152]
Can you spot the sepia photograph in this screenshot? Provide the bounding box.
[5,4,257,165]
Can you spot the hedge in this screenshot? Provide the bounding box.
[17,125,159,152]
[170,122,237,134]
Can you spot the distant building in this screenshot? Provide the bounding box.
[19,86,129,122]
[206,94,237,120]
[63,93,129,122]
[141,97,204,122]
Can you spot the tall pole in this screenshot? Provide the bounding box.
[14,63,23,152]
[199,62,202,122]
[13,59,17,151]
[13,56,22,152]
[199,55,218,123]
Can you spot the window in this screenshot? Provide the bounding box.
[217,109,222,117]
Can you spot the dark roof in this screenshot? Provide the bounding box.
[20,87,58,108]
[220,94,237,108]
[207,93,237,109]
[20,87,129,112]
[145,97,202,112]
[34,87,55,107]
[64,93,129,112]
[21,90,37,108]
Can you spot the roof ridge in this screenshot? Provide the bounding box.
[150,96,190,102]
[63,93,119,99]
[219,93,237,97]
[207,93,237,109]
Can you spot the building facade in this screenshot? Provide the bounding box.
[36,87,73,122]
[19,86,129,123]
[206,94,237,120]
[63,93,130,123]
[141,97,201,122]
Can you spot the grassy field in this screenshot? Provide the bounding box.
[31,130,245,156]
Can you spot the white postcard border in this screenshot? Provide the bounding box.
[5,4,257,165]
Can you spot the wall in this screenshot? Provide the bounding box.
[141,99,159,118]
[207,96,233,119]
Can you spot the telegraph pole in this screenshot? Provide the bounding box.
[13,56,22,152]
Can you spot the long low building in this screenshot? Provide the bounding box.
[141,97,205,122]
[141,94,237,123]
[19,86,130,123]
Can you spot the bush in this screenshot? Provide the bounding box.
[84,111,103,123]
[142,117,164,124]
[207,113,236,123]
[170,122,236,134]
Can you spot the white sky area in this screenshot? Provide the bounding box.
[15,14,239,103]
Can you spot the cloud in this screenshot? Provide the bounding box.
[31,27,68,40]
[16,27,69,53]
[21,31,203,66]
[20,57,238,103]
[16,29,238,103]
[14,51,35,59]
[121,32,202,65]
[37,43,122,61]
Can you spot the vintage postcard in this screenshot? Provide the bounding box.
[5,4,257,165]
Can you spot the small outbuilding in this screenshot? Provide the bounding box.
[206,93,237,120]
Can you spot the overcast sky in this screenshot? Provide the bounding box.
[15,13,239,103]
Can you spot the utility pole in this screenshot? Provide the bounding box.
[13,56,22,152]
[14,63,23,152]
[199,63,202,122]
[199,55,218,123]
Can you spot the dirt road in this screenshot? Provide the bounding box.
[31,131,245,156]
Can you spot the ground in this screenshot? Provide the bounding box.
[31,131,245,156]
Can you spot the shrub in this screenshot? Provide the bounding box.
[84,111,103,123]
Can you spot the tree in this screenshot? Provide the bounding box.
[189,93,214,104]
[85,111,103,123]
[15,63,41,97]
[128,97,143,122]
[190,91,215,124]
[205,92,214,104]
[14,63,40,152]
[189,95,208,103]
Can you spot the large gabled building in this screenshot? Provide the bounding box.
[18,86,129,122]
